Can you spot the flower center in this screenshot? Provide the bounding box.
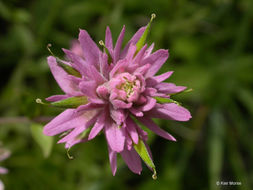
[96,72,144,103]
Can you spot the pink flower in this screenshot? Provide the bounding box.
[0,146,10,190]
[43,18,191,177]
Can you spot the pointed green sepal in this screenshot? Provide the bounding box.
[133,139,157,180]
[47,44,81,77]
[155,97,181,106]
[170,88,193,96]
[36,96,88,109]
[135,13,156,54]
[99,40,113,64]
[56,59,82,78]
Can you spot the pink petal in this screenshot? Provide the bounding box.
[79,29,101,68]
[46,94,70,102]
[105,26,113,50]
[155,83,186,94]
[65,138,88,149]
[79,80,97,98]
[62,48,95,79]
[88,111,105,140]
[47,56,79,95]
[108,146,117,176]
[129,107,144,117]
[133,44,147,64]
[125,117,139,144]
[111,99,132,109]
[125,43,137,61]
[43,109,75,136]
[114,26,125,62]
[153,71,174,83]
[110,107,126,125]
[121,26,146,58]
[148,103,192,121]
[58,110,99,143]
[120,148,142,174]
[138,117,176,141]
[143,49,169,77]
[138,97,156,112]
[105,120,126,152]
[144,43,154,58]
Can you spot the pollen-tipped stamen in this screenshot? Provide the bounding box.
[99,40,113,64]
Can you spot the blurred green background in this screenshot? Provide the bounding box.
[0,0,253,189]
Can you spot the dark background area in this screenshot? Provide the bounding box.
[0,0,253,189]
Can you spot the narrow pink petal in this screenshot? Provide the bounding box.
[126,117,139,144]
[149,103,192,121]
[153,71,174,83]
[46,94,70,102]
[136,126,148,141]
[155,83,186,94]
[138,117,176,141]
[105,26,113,50]
[79,29,101,68]
[114,26,125,62]
[58,126,85,144]
[58,110,99,143]
[108,146,117,176]
[144,43,154,58]
[121,26,146,58]
[133,44,147,64]
[43,109,75,136]
[125,43,137,61]
[75,103,103,113]
[138,97,156,112]
[88,111,105,140]
[111,99,132,109]
[47,56,79,95]
[129,107,144,117]
[105,121,126,152]
[142,49,169,77]
[62,48,88,76]
[79,80,97,98]
[110,107,126,125]
[120,148,142,174]
[65,138,88,149]
[109,59,127,78]
[89,65,107,84]
[134,63,151,75]
[143,88,157,96]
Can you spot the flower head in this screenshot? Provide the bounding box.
[42,15,191,177]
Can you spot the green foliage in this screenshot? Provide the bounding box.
[30,123,53,158]
[0,0,253,189]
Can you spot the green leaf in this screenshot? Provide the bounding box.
[30,123,53,158]
[36,96,88,108]
[135,13,156,54]
[134,139,157,179]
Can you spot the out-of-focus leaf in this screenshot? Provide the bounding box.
[30,123,53,158]
[208,111,224,190]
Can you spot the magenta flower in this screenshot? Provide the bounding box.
[0,146,10,190]
[42,15,191,177]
